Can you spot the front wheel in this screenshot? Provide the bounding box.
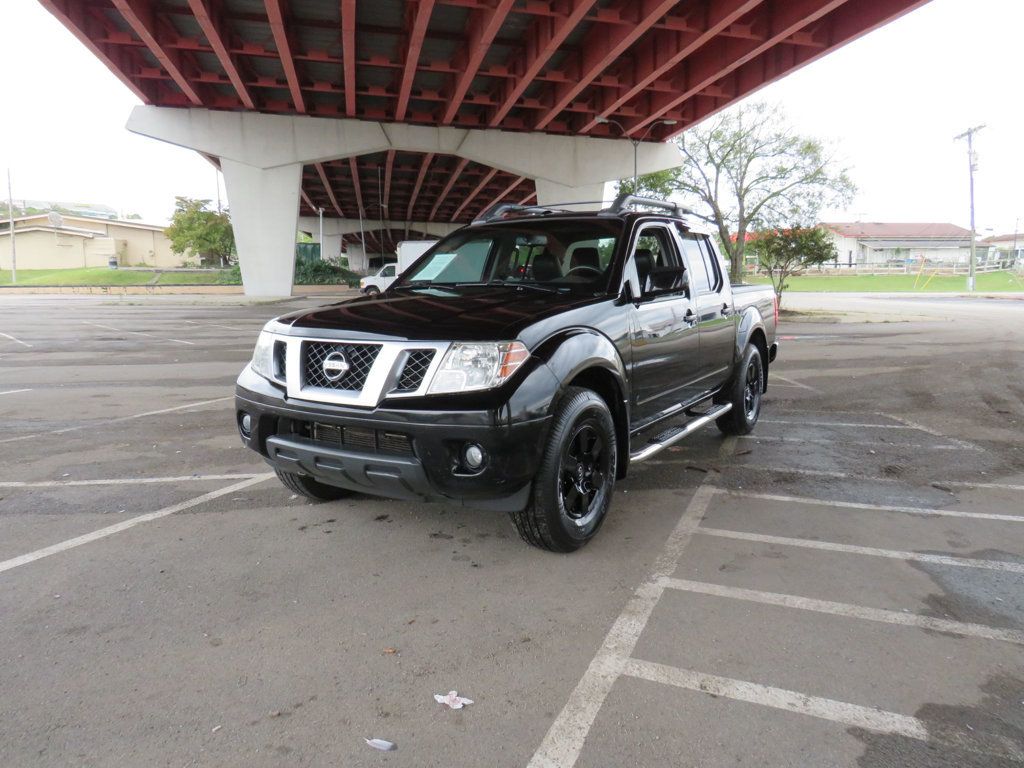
[276,469,352,502]
[364,286,380,296]
[509,387,617,552]
[716,344,764,436]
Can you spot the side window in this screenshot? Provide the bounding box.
[632,225,681,294]
[698,237,722,291]
[677,235,711,293]
[382,265,396,277]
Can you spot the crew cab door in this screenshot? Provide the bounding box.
[674,229,737,389]
[625,223,702,423]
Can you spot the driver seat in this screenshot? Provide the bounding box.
[569,247,600,271]
[531,251,562,281]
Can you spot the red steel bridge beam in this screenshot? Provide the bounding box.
[110,0,204,105]
[264,0,306,113]
[442,0,516,124]
[188,0,256,109]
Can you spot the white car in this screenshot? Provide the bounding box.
[359,263,397,295]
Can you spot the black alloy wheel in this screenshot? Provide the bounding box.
[509,387,618,552]
[559,421,611,526]
[716,344,764,436]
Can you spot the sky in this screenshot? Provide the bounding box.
[0,0,1021,234]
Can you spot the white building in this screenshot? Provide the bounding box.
[981,232,1023,265]
[821,222,986,267]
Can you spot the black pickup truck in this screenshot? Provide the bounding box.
[236,196,778,552]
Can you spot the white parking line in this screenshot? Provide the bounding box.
[0,474,272,574]
[722,464,1024,491]
[722,489,1024,523]
[737,434,972,451]
[526,484,718,768]
[0,396,233,445]
[0,388,32,396]
[760,418,912,429]
[878,411,979,450]
[698,528,1024,574]
[623,658,929,739]
[771,374,819,392]
[0,473,260,489]
[660,578,1024,645]
[82,320,195,346]
[0,331,32,348]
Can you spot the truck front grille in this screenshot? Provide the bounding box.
[395,350,436,392]
[303,342,380,391]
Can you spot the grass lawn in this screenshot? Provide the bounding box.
[0,267,238,286]
[747,270,1024,292]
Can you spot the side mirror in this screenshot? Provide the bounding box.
[646,265,688,294]
[617,279,636,306]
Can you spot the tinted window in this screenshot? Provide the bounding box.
[698,238,721,291]
[678,235,711,292]
[397,220,623,291]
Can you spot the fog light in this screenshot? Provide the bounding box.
[463,443,485,470]
[239,412,253,438]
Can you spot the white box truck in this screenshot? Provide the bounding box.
[359,239,437,295]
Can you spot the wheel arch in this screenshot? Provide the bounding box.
[532,328,631,479]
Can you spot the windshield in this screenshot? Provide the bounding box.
[394,220,622,292]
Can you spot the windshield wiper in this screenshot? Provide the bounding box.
[454,280,559,293]
[391,280,452,291]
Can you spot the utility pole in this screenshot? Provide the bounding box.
[6,169,16,284]
[954,124,985,291]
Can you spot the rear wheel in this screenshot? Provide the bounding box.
[509,387,617,552]
[716,344,764,435]
[275,469,352,502]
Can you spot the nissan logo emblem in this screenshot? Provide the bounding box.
[322,351,351,382]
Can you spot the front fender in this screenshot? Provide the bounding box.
[531,328,630,414]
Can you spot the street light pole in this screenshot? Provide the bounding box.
[317,207,324,260]
[595,117,678,196]
[954,124,985,291]
[6,168,15,285]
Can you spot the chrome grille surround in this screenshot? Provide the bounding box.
[395,349,437,392]
[271,333,450,407]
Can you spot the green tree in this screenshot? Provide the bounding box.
[645,102,853,283]
[749,226,837,301]
[165,197,235,267]
[614,169,677,199]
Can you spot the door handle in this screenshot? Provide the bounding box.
[721,303,732,316]
[683,309,697,325]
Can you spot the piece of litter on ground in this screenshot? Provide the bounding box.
[382,647,398,655]
[434,691,473,709]
[365,738,396,751]
[211,725,222,733]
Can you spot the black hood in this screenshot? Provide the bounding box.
[277,287,606,342]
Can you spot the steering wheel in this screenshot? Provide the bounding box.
[564,265,603,278]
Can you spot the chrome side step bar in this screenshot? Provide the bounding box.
[629,403,733,463]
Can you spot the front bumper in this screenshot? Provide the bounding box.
[235,366,551,512]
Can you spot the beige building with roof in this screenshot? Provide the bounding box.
[820,222,988,268]
[0,214,189,270]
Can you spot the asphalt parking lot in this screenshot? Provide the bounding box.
[1,292,1022,767]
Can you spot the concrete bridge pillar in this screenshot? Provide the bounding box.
[127,107,681,296]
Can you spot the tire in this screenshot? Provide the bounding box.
[364,286,380,296]
[275,469,353,502]
[716,344,764,436]
[509,387,617,552]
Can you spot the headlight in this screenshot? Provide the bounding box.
[250,330,276,380]
[427,341,529,394]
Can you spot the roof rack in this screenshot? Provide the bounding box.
[605,194,692,217]
[472,200,607,224]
